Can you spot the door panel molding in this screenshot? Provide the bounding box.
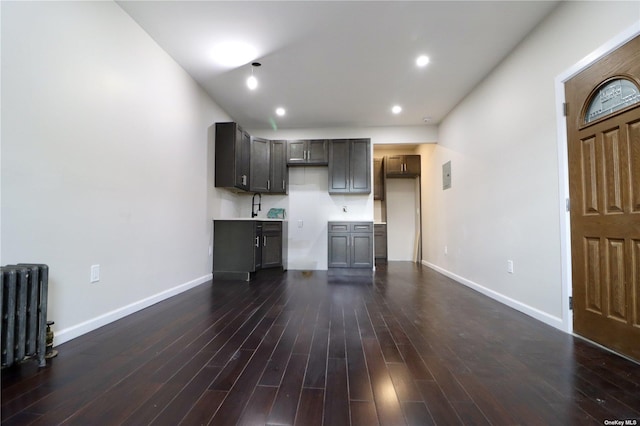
[583,237,602,314]
[605,238,626,322]
[602,127,625,214]
[580,136,600,214]
[633,239,640,327]
[629,120,640,212]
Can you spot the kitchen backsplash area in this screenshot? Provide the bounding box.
[235,167,373,270]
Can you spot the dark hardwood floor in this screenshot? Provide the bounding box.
[2,262,640,425]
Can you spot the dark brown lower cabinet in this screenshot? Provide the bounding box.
[213,220,286,281]
[328,222,373,269]
[374,223,387,260]
[262,222,283,268]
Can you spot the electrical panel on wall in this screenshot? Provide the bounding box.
[443,161,452,190]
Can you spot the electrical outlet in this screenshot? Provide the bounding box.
[90,264,100,283]
[507,260,514,274]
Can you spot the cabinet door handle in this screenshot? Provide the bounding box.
[242,175,247,185]
[304,150,307,160]
[282,180,285,190]
[267,180,270,190]
[263,236,267,247]
[255,236,260,247]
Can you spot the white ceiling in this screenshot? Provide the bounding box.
[118,1,559,130]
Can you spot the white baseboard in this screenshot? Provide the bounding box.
[421,261,565,331]
[55,274,212,346]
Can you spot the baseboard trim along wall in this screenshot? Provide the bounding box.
[55,274,213,346]
[421,261,564,331]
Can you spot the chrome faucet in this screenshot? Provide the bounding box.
[251,193,262,218]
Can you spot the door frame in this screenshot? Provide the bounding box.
[554,21,640,334]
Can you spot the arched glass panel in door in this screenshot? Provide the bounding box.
[584,77,640,124]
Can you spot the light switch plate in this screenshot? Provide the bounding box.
[90,264,100,283]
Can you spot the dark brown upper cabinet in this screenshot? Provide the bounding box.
[250,137,270,192]
[328,139,371,194]
[216,123,372,195]
[385,155,420,178]
[269,140,287,194]
[216,122,287,194]
[286,139,328,166]
[215,122,251,191]
[251,138,288,194]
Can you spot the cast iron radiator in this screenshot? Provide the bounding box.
[1,264,49,368]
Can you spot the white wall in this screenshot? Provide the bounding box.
[420,1,640,330]
[386,179,419,261]
[288,168,373,270]
[1,1,237,344]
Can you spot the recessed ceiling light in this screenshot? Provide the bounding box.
[392,105,402,114]
[211,41,258,68]
[275,107,286,116]
[416,55,430,67]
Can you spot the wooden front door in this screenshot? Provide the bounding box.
[565,35,640,361]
